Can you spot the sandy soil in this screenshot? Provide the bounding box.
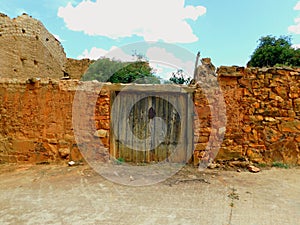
[0,163,299,225]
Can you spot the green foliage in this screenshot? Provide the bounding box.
[169,69,191,85]
[272,162,289,169]
[117,157,124,162]
[82,57,160,84]
[247,35,300,68]
[257,163,267,168]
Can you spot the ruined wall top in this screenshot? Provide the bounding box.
[0,13,66,79]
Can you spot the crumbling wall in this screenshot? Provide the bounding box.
[0,13,95,80]
[194,66,300,165]
[0,78,110,163]
[65,58,94,79]
[1,66,300,165]
[0,13,66,79]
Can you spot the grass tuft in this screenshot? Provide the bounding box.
[272,162,289,169]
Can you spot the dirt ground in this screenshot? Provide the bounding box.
[0,163,299,225]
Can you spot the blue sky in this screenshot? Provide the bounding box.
[1,0,300,70]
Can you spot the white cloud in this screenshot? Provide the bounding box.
[146,47,194,76]
[78,47,111,60]
[294,1,300,10]
[77,46,135,61]
[289,2,300,34]
[78,45,195,80]
[288,17,300,34]
[292,43,300,49]
[57,0,206,43]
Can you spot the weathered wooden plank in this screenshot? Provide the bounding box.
[167,94,177,162]
[146,96,155,162]
[132,95,145,163]
[143,95,151,163]
[119,92,134,161]
[177,93,187,163]
[126,92,134,162]
[160,96,168,162]
[118,92,126,161]
[168,94,177,145]
[109,91,117,160]
[106,83,195,93]
[164,94,170,162]
[186,93,194,163]
[152,96,159,161]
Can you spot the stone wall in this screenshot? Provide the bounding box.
[194,66,300,165]
[1,66,300,165]
[0,78,110,163]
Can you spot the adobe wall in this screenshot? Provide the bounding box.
[0,13,66,79]
[0,13,91,80]
[1,66,300,165]
[194,66,300,165]
[65,58,94,79]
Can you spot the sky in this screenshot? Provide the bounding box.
[1,0,300,77]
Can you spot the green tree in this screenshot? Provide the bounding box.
[169,69,191,85]
[82,57,160,84]
[247,35,300,67]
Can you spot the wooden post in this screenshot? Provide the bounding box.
[193,51,200,80]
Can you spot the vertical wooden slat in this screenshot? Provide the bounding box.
[168,94,176,145]
[154,96,160,161]
[160,95,166,162]
[118,92,126,161]
[163,96,169,161]
[144,95,150,163]
[168,93,176,162]
[109,91,116,160]
[186,93,194,163]
[164,94,170,162]
[178,93,187,163]
[126,92,134,162]
[147,95,155,162]
[135,93,142,162]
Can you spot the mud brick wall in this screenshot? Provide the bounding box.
[194,66,300,165]
[65,58,94,79]
[0,78,110,163]
[0,13,96,80]
[0,13,66,79]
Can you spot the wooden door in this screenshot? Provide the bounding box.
[110,91,193,163]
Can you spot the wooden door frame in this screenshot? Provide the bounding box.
[108,84,195,163]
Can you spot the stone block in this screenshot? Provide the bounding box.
[215,146,243,161]
[242,125,252,133]
[94,129,108,138]
[58,148,70,158]
[194,143,207,151]
[293,98,300,112]
[263,127,281,143]
[246,147,265,163]
[278,121,300,133]
[11,139,35,153]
